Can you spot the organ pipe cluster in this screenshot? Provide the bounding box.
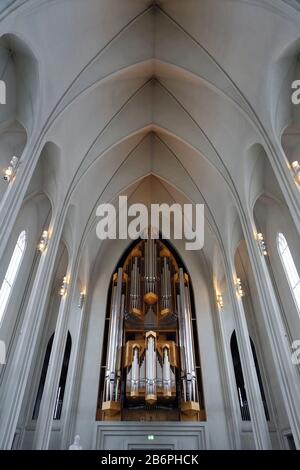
[100,237,203,421]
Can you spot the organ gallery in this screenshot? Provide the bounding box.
[97,236,205,422]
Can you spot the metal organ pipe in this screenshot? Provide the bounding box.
[185,282,197,402]
[130,347,140,398]
[115,294,125,400]
[130,257,140,312]
[145,332,157,404]
[177,293,187,402]
[145,238,157,294]
[104,268,123,403]
[178,269,197,404]
[161,257,172,311]
[162,347,172,397]
[145,240,149,293]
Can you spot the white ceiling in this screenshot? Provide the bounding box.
[0,0,299,274]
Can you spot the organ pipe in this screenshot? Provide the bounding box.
[162,347,172,398]
[178,268,198,404]
[129,257,141,315]
[144,238,158,304]
[161,257,172,314]
[130,347,140,398]
[104,268,123,405]
[145,332,157,404]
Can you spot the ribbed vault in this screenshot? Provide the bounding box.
[0,0,298,278]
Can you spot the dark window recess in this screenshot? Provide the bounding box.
[286,433,296,450]
[32,332,72,421]
[32,334,54,420]
[230,331,270,422]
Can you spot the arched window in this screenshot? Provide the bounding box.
[277,233,300,313]
[230,331,269,421]
[33,332,72,421]
[0,230,26,325]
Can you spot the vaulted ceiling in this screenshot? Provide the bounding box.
[0,0,300,274]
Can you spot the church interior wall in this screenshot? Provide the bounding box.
[0,0,299,451]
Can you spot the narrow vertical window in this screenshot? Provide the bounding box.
[53,332,72,420]
[277,233,300,313]
[33,332,72,421]
[0,230,26,325]
[230,331,269,421]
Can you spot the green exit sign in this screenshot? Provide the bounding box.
[147,435,155,441]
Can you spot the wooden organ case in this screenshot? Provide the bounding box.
[96,238,206,422]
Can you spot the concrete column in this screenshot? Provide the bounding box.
[0,210,65,449]
[229,268,272,450]
[216,294,242,450]
[242,217,300,449]
[61,283,87,449]
[32,254,77,450]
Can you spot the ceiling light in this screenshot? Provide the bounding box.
[78,292,85,309]
[3,156,19,183]
[236,278,245,297]
[216,294,224,309]
[256,232,268,256]
[59,276,68,296]
[38,230,49,253]
[291,161,300,186]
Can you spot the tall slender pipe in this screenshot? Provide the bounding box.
[179,269,197,403]
[104,268,123,402]
[162,347,172,397]
[145,332,157,404]
[131,347,140,398]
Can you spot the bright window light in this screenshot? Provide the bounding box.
[0,231,26,325]
[277,233,300,314]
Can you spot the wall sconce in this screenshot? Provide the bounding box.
[256,232,268,256]
[236,278,245,297]
[59,276,68,296]
[216,294,224,309]
[78,292,85,309]
[3,156,19,183]
[291,161,300,186]
[38,230,49,253]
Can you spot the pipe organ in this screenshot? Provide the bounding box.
[97,237,205,422]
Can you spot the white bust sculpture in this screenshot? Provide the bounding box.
[68,435,83,450]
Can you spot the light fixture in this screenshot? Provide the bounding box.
[78,292,85,309]
[59,276,68,296]
[291,161,300,186]
[216,294,224,309]
[256,232,268,256]
[236,278,245,297]
[38,230,49,252]
[3,156,19,183]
